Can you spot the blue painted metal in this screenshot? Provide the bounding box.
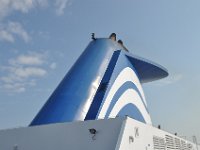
[104,80,149,117]
[125,52,169,83]
[30,39,121,126]
[30,38,168,126]
[117,103,146,123]
[95,50,149,123]
[85,51,121,120]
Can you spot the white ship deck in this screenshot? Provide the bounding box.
[0,117,199,150]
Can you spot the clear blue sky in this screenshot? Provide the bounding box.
[0,0,199,142]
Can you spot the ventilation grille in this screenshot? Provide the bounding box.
[175,138,181,149]
[166,135,175,149]
[153,136,165,150]
[187,143,193,150]
[181,140,187,150]
[153,135,194,150]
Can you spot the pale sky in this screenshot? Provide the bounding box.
[0,0,199,142]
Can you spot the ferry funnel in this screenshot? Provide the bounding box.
[30,36,168,126]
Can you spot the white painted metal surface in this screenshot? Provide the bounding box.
[116,117,200,150]
[0,117,199,150]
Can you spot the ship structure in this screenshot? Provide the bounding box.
[0,34,199,150]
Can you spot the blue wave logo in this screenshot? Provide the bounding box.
[97,67,152,124]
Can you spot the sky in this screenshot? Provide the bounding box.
[0,0,199,142]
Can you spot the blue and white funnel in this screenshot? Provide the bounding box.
[30,36,168,126]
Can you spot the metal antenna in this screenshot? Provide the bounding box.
[118,39,129,52]
[109,33,116,41]
[91,33,96,40]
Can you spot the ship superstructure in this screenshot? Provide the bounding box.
[0,34,198,150]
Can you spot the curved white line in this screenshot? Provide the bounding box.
[97,67,147,119]
[108,89,152,124]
